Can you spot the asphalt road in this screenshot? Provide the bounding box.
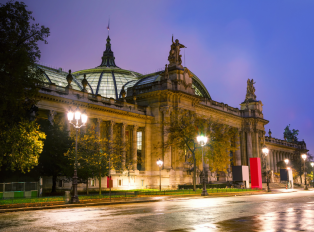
[0,191,314,232]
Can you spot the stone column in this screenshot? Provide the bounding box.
[96,118,102,138]
[144,124,151,172]
[121,123,126,170]
[48,110,57,125]
[132,125,138,170]
[246,130,253,167]
[269,150,273,172]
[235,131,241,166]
[108,120,115,174]
[275,151,279,172]
[273,150,277,172]
[240,131,247,165]
[161,107,172,169]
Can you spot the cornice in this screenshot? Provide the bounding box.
[38,93,153,121]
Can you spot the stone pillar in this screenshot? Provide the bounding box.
[132,125,138,170]
[241,131,247,165]
[255,131,260,158]
[274,151,278,172]
[121,123,126,170]
[161,107,172,169]
[235,131,241,166]
[144,124,151,172]
[48,110,57,125]
[96,118,101,138]
[108,120,115,174]
[246,130,253,167]
[269,150,273,172]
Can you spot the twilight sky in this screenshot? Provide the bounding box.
[7,0,314,153]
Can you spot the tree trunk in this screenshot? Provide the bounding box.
[51,174,57,193]
[86,180,89,195]
[193,154,196,191]
[99,172,102,196]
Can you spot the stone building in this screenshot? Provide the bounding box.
[36,36,307,190]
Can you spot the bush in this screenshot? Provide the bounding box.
[178,184,227,189]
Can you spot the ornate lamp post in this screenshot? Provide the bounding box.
[301,154,308,190]
[311,162,314,188]
[262,145,270,192]
[67,107,88,203]
[197,135,208,196]
[157,159,163,191]
[284,159,289,188]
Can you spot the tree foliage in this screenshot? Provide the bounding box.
[0,119,45,173]
[160,109,239,190]
[37,118,73,193]
[283,124,299,142]
[66,124,129,195]
[0,1,50,171]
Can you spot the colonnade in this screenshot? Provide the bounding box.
[267,150,293,173]
[47,110,146,171]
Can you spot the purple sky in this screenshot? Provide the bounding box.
[9,0,314,153]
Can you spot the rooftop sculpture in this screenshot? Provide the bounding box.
[168,36,186,69]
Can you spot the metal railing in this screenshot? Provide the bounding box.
[0,182,38,199]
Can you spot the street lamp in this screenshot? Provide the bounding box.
[284,159,289,166]
[301,153,307,190]
[197,135,208,196]
[67,106,88,203]
[157,158,163,191]
[262,145,270,192]
[311,162,314,188]
[284,159,289,188]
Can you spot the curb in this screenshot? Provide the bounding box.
[0,191,268,213]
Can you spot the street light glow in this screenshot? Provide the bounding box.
[157,158,163,167]
[301,154,307,160]
[311,162,314,167]
[284,159,289,165]
[81,113,87,124]
[197,135,208,146]
[67,110,73,122]
[262,145,269,156]
[75,110,81,120]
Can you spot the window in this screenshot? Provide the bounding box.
[58,180,63,188]
[137,131,142,150]
[118,179,122,186]
[90,179,95,187]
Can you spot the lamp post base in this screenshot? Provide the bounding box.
[71,196,80,203]
[201,189,209,196]
[304,185,308,190]
[266,186,271,192]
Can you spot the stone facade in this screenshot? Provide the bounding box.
[37,37,307,191]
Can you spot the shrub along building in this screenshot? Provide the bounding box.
[36,36,308,191]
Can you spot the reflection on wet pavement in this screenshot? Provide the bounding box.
[215,207,314,231]
[0,191,313,232]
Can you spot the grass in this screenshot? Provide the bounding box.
[0,188,261,205]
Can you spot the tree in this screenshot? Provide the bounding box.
[283,124,299,142]
[160,109,239,191]
[66,125,128,195]
[37,118,73,193]
[0,119,46,173]
[0,1,50,171]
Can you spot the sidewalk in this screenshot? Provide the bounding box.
[0,188,308,214]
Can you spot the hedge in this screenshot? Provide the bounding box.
[178,184,228,189]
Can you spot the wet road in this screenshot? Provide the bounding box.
[0,191,314,232]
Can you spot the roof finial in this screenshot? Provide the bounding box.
[107,17,110,36]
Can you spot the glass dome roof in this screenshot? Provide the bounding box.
[74,68,141,99]
[73,36,142,99]
[122,70,211,99]
[37,65,82,91]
